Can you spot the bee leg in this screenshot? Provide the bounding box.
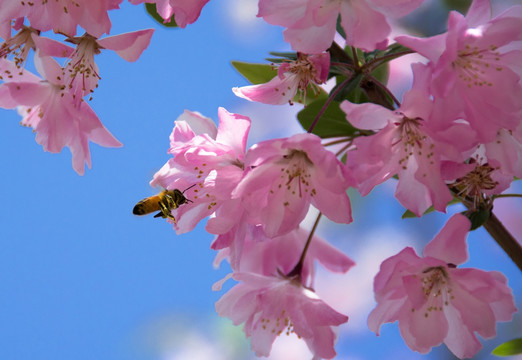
[159,200,177,223]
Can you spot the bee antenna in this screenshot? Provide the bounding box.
[182,184,197,193]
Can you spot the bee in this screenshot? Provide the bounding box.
[133,184,196,222]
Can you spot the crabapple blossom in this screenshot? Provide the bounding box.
[215,272,348,359]
[483,125,522,180]
[232,132,353,238]
[257,0,424,53]
[233,52,330,105]
[213,226,355,281]
[128,0,210,28]
[33,29,154,106]
[150,108,251,234]
[0,56,121,175]
[443,145,515,211]
[396,0,522,142]
[0,0,122,38]
[368,214,517,358]
[341,63,475,216]
[0,26,39,70]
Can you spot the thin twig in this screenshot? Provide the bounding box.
[307,76,353,133]
[366,73,401,108]
[287,212,323,278]
[482,212,522,271]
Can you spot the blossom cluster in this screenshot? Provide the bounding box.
[1,0,520,359]
[144,0,519,358]
[151,108,355,357]
[0,0,155,174]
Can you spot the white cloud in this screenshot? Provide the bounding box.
[314,227,413,334]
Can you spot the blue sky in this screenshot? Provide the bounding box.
[0,1,520,359]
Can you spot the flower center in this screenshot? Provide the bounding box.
[274,150,315,202]
[288,54,320,90]
[454,39,502,88]
[0,26,38,71]
[395,115,434,172]
[259,310,298,338]
[416,266,454,318]
[63,34,101,103]
[450,161,498,210]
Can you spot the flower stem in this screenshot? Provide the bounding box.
[366,73,401,108]
[307,76,353,133]
[287,212,323,278]
[363,50,414,71]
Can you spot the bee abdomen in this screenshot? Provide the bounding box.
[133,202,147,215]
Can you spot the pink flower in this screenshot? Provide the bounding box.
[0,26,39,70]
[0,0,122,38]
[257,0,423,53]
[0,57,121,174]
[396,0,522,143]
[233,132,353,238]
[368,213,517,359]
[215,272,348,359]
[129,0,210,28]
[214,226,355,279]
[150,108,251,234]
[484,125,522,180]
[232,52,330,105]
[33,29,154,106]
[341,63,474,216]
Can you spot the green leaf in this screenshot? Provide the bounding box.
[492,338,522,356]
[336,15,346,39]
[297,99,358,138]
[267,51,297,62]
[370,61,389,86]
[231,61,277,85]
[145,4,178,27]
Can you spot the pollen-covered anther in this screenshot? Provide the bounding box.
[395,116,427,169]
[419,266,454,318]
[451,163,498,208]
[259,310,295,337]
[274,149,314,198]
[0,26,39,70]
[455,43,500,88]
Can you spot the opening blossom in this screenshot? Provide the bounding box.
[214,227,355,360]
[233,132,353,238]
[341,63,478,216]
[150,108,251,234]
[368,213,517,359]
[216,272,348,359]
[0,56,121,175]
[396,0,522,143]
[233,52,330,105]
[33,29,154,106]
[257,0,424,53]
[214,226,355,279]
[0,0,122,39]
